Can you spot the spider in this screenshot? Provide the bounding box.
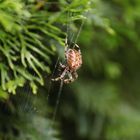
[52,38,82,84]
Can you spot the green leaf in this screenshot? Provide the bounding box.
[0,87,9,100]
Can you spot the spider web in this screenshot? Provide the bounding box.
[47,9,87,129]
[0,1,87,139]
[47,10,73,124]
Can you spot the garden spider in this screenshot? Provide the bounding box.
[52,38,82,84]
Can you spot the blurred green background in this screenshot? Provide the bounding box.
[0,0,140,140]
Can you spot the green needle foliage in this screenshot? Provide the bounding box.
[0,0,89,95]
[0,0,91,140]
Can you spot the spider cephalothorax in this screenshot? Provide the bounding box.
[52,38,82,84]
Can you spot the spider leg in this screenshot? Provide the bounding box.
[52,68,67,82]
[74,44,81,54]
[59,62,66,69]
[64,71,73,84]
[73,71,78,79]
[64,71,78,84]
[74,44,80,50]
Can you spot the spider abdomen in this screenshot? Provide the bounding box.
[66,49,82,70]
